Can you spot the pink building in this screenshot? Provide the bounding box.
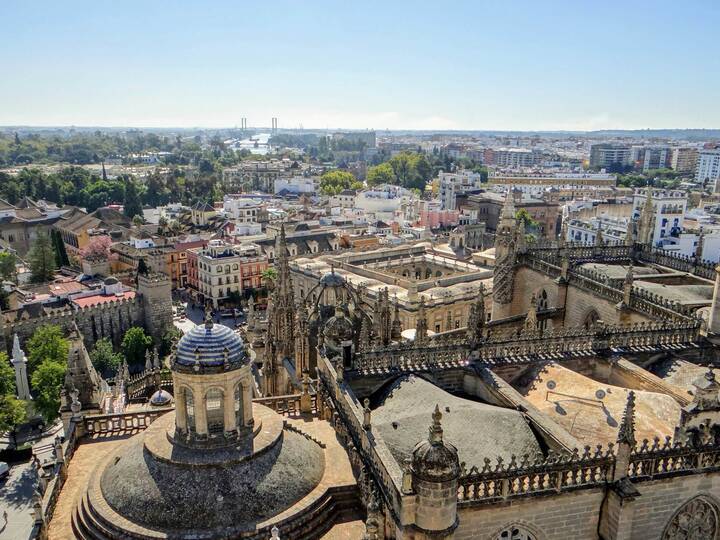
[417,208,459,229]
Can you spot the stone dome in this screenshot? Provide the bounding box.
[413,436,460,482]
[148,388,172,407]
[95,410,325,537]
[174,319,247,373]
[319,270,346,288]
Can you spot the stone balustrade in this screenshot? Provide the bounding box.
[457,432,720,506]
[457,446,615,505]
[83,407,173,435]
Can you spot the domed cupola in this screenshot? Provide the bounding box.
[174,312,247,374]
[412,405,460,482]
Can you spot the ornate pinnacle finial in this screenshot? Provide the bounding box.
[429,404,443,444]
[624,263,634,286]
[617,391,636,448]
[204,305,214,329]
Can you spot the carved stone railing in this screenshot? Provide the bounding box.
[457,446,615,505]
[349,319,701,373]
[637,245,716,280]
[352,341,471,373]
[457,429,720,506]
[628,436,720,480]
[522,248,704,324]
[253,393,317,416]
[317,358,405,522]
[83,407,173,435]
[125,369,173,400]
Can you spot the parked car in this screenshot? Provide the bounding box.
[0,462,9,480]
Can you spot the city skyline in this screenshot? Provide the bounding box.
[2,0,720,131]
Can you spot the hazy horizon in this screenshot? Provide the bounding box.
[3,0,719,131]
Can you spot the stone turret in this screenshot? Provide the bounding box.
[137,272,173,342]
[11,334,31,400]
[391,299,402,340]
[266,224,296,389]
[492,191,518,319]
[466,285,486,344]
[638,187,655,246]
[524,293,538,333]
[622,264,634,307]
[614,391,636,482]
[410,405,459,538]
[680,369,720,429]
[415,298,428,346]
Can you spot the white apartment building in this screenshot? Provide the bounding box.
[696,149,720,191]
[194,240,268,308]
[566,216,629,245]
[492,148,542,168]
[329,190,357,209]
[222,196,262,223]
[632,188,687,247]
[438,170,483,210]
[274,177,316,195]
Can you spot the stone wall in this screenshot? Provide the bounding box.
[455,488,605,539]
[628,474,720,540]
[3,297,144,353]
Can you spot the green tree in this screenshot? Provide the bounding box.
[319,170,358,196]
[89,338,123,377]
[0,251,17,282]
[121,327,153,369]
[366,163,394,186]
[28,230,57,282]
[0,395,27,444]
[27,325,69,375]
[123,179,144,219]
[158,327,183,358]
[51,229,70,268]
[31,359,66,422]
[0,352,16,396]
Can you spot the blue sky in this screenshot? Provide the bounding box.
[1,0,718,130]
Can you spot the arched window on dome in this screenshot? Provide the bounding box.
[206,388,225,434]
[234,384,243,428]
[495,525,538,540]
[185,388,196,432]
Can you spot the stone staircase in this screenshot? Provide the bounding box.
[73,483,362,540]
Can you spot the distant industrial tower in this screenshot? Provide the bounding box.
[271,117,278,134]
[241,118,247,132]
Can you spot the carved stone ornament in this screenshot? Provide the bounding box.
[663,497,718,540]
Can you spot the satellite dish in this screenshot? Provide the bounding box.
[595,389,606,400]
[546,380,556,390]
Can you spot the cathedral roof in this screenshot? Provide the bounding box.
[174,319,247,373]
[371,375,542,467]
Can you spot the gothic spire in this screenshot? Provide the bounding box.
[524,293,538,332]
[638,185,655,245]
[415,297,428,345]
[617,391,636,448]
[428,404,443,444]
